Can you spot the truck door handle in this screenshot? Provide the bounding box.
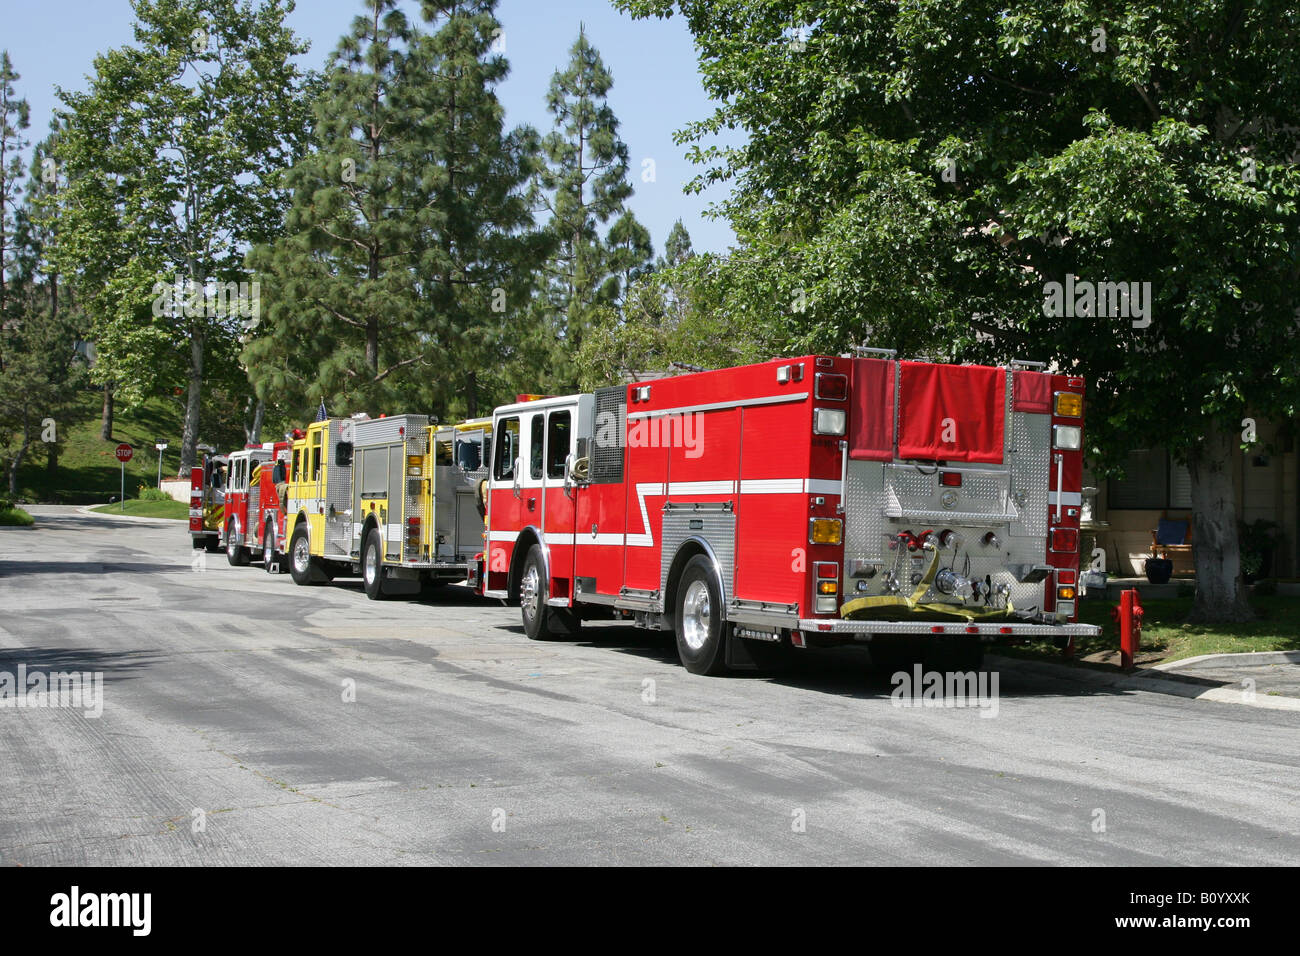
[527,497,536,511]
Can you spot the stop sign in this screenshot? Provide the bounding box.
[114,443,134,463]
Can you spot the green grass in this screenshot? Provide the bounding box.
[994,594,1300,667]
[0,506,35,526]
[89,498,189,519]
[13,393,188,504]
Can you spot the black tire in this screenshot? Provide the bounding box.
[225,520,249,567]
[362,527,386,600]
[519,544,579,640]
[261,524,285,573]
[288,524,321,586]
[674,555,728,675]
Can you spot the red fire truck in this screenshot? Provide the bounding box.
[474,352,1099,674]
[219,446,274,565]
[252,440,292,573]
[188,451,229,553]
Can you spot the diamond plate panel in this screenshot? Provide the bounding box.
[844,460,885,563]
[660,510,736,601]
[1011,411,1050,539]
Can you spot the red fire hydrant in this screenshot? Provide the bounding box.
[1111,589,1143,670]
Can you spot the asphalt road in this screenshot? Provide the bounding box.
[2,506,1298,866]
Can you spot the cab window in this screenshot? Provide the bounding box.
[529,415,544,480]
[311,432,322,481]
[546,410,571,479]
[292,449,300,482]
[493,417,520,481]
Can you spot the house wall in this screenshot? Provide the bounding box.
[1088,417,1296,578]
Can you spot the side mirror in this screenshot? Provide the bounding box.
[335,441,353,467]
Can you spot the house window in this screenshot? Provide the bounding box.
[1107,448,1191,509]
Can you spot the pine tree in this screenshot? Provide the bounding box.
[602,209,654,306]
[539,26,635,347]
[247,0,544,421]
[0,50,30,322]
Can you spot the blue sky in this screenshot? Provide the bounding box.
[2,0,741,254]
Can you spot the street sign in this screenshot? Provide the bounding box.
[115,443,134,463]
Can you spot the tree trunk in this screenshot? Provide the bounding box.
[246,397,265,446]
[100,383,114,440]
[7,417,30,499]
[1187,424,1253,623]
[180,326,204,470]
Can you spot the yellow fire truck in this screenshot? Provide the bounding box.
[283,414,491,598]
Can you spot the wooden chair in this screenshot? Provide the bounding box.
[1151,513,1194,574]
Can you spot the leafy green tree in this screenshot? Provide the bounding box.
[620,0,1300,623]
[246,0,544,421]
[50,0,311,469]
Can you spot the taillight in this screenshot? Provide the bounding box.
[814,372,848,400]
[1056,569,1077,585]
[1050,528,1079,552]
[812,407,846,436]
[940,471,962,487]
[809,518,843,544]
[1054,391,1083,417]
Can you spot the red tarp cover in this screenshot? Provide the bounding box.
[849,358,896,461]
[1012,369,1052,414]
[896,362,1005,463]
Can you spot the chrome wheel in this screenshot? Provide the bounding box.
[521,563,540,620]
[292,536,310,574]
[681,579,712,652]
[364,543,378,587]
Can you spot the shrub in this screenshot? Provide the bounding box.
[138,487,174,502]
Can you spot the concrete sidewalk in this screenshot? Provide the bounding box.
[1154,650,1300,703]
[991,651,1300,712]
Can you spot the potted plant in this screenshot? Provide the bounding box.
[1144,554,1173,584]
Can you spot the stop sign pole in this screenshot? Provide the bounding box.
[115,443,134,511]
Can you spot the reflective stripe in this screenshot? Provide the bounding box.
[626,391,809,421]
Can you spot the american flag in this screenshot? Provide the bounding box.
[314,400,328,422]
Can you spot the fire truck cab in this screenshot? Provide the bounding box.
[480,354,1100,674]
[220,446,273,566]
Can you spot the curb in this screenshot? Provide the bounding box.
[990,653,1300,712]
[75,506,185,525]
[1153,650,1300,670]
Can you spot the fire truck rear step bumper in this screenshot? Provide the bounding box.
[797,619,1101,638]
